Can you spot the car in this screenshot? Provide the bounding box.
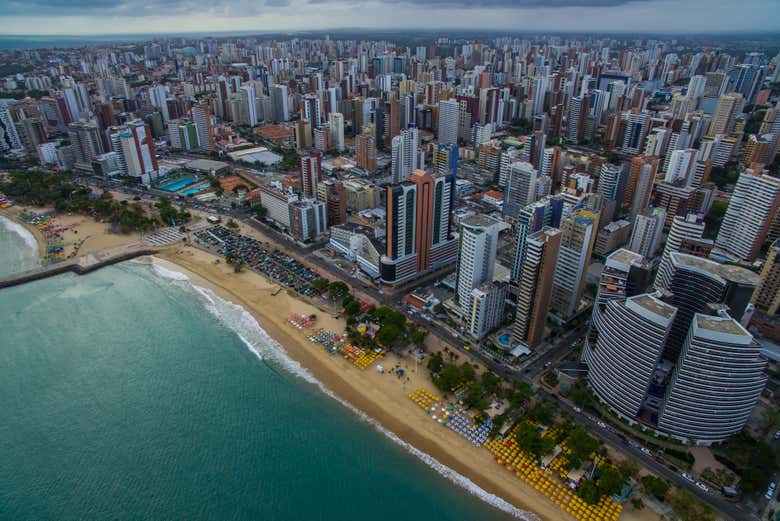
[640,447,651,455]
[695,482,709,492]
[681,473,695,483]
[774,430,780,440]
[573,407,582,413]
[597,421,606,429]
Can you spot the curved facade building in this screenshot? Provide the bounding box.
[654,213,705,291]
[664,252,759,361]
[585,294,676,419]
[658,314,768,443]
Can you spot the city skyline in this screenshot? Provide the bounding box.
[2,0,780,36]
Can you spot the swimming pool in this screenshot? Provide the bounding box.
[181,183,211,196]
[498,333,512,347]
[159,177,197,192]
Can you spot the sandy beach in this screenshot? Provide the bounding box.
[0,205,141,261]
[152,245,662,521]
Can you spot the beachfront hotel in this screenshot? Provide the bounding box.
[380,169,457,286]
[583,252,767,444]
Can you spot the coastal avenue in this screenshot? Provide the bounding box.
[80,177,749,521]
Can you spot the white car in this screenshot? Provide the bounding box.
[640,447,651,455]
[573,407,582,413]
[695,482,709,492]
[597,421,606,429]
[681,473,695,483]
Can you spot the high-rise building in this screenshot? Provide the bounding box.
[664,149,697,184]
[511,196,564,281]
[550,208,599,320]
[190,104,214,151]
[271,84,290,122]
[512,227,561,347]
[391,127,420,183]
[503,161,538,219]
[586,293,676,420]
[381,170,456,285]
[0,102,24,153]
[300,93,322,128]
[716,167,780,262]
[356,128,377,173]
[707,92,744,137]
[289,199,327,242]
[108,120,158,183]
[625,155,659,218]
[751,239,780,316]
[316,179,347,227]
[437,99,459,146]
[566,95,589,144]
[585,251,763,444]
[620,111,650,155]
[299,152,322,199]
[654,212,705,290]
[329,112,345,150]
[68,120,104,166]
[455,215,500,306]
[628,207,666,259]
[657,312,766,444]
[465,282,507,340]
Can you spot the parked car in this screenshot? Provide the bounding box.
[681,473,695,483]
[695,482,709,492]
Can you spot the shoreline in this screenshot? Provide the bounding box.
[0,204,654,521]
[149,246,568,521]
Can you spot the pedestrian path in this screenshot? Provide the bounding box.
[143,227,185,246]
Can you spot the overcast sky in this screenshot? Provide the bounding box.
[1,0,779,36]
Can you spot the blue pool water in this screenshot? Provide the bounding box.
[182,182,211,196]
[159,177,197,192]
[498,333,511,347]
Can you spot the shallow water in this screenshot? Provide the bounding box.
[0,258,532,520]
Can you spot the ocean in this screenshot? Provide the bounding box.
[0,222,532,520]
[0,215,39,276]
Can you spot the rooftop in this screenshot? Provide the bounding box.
[607,248,644,268]
[461,214,500,229]
[696,314,750,336]
[670,252,759,286]
[630,293,677,321]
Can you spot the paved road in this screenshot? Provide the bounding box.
[546,392,755,521]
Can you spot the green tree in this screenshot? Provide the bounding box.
[310,278,328,294]
[578,480,601,505]
[327,281,350,298]
[515,423,555,458]
[641,475,670,500]
[376,324,402,347]
[344,299,361,316]
[668,488,715,521]
[508,381,534,409]
[480,371,502,396]
[411,329,427,346]
[597,466,624,497]
[427,352,444,374]
[617,458,640,480]
[565,427,600,467]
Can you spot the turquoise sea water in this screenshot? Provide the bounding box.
[0,233,533,520]
[0,215,39,277]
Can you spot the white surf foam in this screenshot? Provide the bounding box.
[0,215,39,257]
[146,261,539,520]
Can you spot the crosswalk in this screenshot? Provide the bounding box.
[143,227,186,246]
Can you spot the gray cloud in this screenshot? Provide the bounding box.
[0,0,649,16]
